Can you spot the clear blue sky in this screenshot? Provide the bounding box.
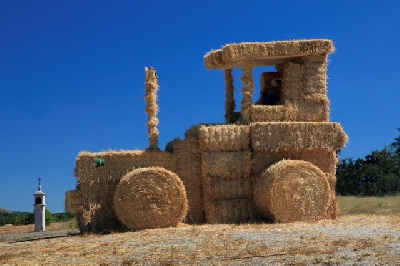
[1,1,399,213]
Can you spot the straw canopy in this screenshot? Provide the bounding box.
[204,39,334,69]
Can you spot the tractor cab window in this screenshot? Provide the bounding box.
[256,68,282,106]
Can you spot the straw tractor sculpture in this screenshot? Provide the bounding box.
[65,39,347,233]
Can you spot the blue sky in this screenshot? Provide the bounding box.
[1,1,399,213]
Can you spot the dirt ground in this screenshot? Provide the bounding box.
[0,214,399,265]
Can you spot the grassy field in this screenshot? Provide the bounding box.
[338,194,400,215]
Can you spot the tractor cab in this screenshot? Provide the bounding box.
[203,39,334,124]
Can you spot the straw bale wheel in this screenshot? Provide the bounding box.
[113,167,187,231]
[253,160,331,222]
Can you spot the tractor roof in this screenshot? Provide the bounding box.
[203,39,334,70]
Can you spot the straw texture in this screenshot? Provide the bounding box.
[201,151,251,179]
[144,67,159,151]
[240,61,254,123]
[203,198,257,224]
[113,167,187,231]
[251,122,348,151]
[167,139,204,223]
[198,125,250,152]
[65,190,83,214]
[224,69,236,123]
[204,39,334,69]
[74,150,174,233]
[254,160,331,222]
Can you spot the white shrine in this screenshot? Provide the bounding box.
[33,178,46,232]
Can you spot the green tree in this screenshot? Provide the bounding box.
[390,128,400,155]
[337,129,400,196]
[45,209,55,226]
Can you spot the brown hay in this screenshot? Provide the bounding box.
[144,67,159,150]
[254,160,331,222]
[303,55,328,95]
[202,175,252,201]
[74,150,175,233]
[251,149,338,177]
[168,139,204,224]
[251,105,287,122]
[290,99,329,122]
[113,167,187,231]
[65,190,83,214]
[201,151,251,179]
[240,61,254,123]
[251,122,348,152]
[251,101,329,122]
[224,69,235,123]
[282,62,305,101]
[197,125,250,152]
[204,39,334,69]
[203,198,257,224]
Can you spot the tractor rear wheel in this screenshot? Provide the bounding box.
[113,167,187,231]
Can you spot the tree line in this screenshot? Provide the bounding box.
[0,210,74,226]
[336,128,400,196]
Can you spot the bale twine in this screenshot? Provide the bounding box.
[113,167,187,231]
[254,160,331,222]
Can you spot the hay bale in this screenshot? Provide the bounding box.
[303,55,328,95]
[251,105,287,122]
[253,160,331,222]
[204,39,334,70]
[74,150,175,233]
[251,122,348,152]
[282,62,305,101]
[203,198,257,224]
[198,125,250,152]
[202,175,252,201]
[168,139,204,224]
[201,151,251,179]
[65,190,83,214]
[113,167,187,231]
[289,99,329,122]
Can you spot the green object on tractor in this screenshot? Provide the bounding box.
[95,158,105,167]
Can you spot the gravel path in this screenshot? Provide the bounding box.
[0,229,80,243]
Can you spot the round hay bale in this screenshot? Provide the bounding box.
[254,160,330,223]
[113,167,187,231]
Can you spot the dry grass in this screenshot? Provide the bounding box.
[0,220,76,236]
[338,194,400,215]
[1,215,399,265]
